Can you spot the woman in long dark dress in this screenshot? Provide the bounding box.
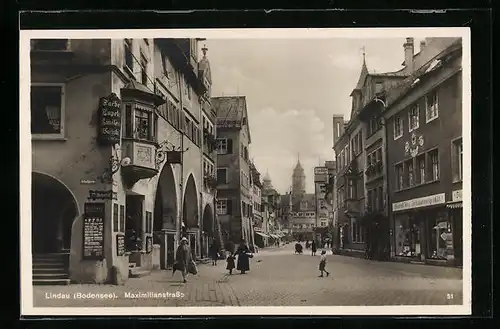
[311,240,317,256]
[235,239,251,274]
[209,239,219,266]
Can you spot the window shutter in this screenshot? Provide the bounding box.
[227,138,233,154]
[227,199,233,215]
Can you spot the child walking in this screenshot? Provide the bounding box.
[318,250,330,277]
[226,252,236,275]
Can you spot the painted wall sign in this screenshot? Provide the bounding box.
[88,189,118,200]
[404,132,425,157]
[83,203,105,260]
[116,234,125,256]
[98,93,122,145]
[452,189,463,202]
[392,193,446,212]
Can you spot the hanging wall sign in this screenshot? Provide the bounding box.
[166,151,182,164]
[88,189,118,201]
[83,203,105,260]
[98,93,122,145]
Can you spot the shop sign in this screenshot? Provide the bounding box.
[452,189,463,202]
[98,93,122,145]
[82,203,105,260]
[116,235,125,256]
[88,189,118,201]
[392,193,446,212]
[80,179,97,185]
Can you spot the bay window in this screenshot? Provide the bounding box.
[123,103,156,142]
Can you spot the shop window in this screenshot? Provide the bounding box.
[417,154,426,184]
[394,215,421,257]
[429,149,440,181]
[426,89,439,122]
[395,163,404,190]
[31,84,65,138]
[393,115,403,140]
[453,138,463,182]
[428,216,452,260]
[216,199,228,215]
[408,104,420,132]
[216,168,228,184]
[124,39,134,73]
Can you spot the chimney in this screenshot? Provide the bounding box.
[404,37,415,72]
[420,40,426,52]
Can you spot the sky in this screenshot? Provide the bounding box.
[206,37,424,194]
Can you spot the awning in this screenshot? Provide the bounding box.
[254,231,269,238]
[447,201,463,209]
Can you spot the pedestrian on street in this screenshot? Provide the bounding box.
[318,250,330,277]
[226,252,236,275]
[311,240,317,256]
[235,239,252,274]
[209,238,220,266]
[174,237,192,283]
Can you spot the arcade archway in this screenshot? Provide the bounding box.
[153,164,178,269]
[32,172,78,254]
[182,174,198,229]
[201,204,215,258]
[182,174,199,257]
[154,164,178,235]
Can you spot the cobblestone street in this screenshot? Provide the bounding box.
[33,244,463,307]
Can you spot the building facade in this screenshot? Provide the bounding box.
[384,38,463,267]
[31,37,218,285]
[250,163,265,248]
[213,96,254,246]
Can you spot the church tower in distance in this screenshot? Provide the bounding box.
[292,154,306,204]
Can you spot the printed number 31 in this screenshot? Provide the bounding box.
[446,293,454,300]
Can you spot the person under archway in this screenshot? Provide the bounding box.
[174,237,192,283]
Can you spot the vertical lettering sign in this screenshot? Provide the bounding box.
[119,205,125,233]
[98,93,122,145]
[116,235,125,256]
[83,203,105,260]
[113,203,119,232]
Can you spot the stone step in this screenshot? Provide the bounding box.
[129,267,150,278]
[33,272,69,280]
[33,267,67,274]
[33,262,66,268]
[33,278,71,286]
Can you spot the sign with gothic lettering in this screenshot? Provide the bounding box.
[98,93,122,145]
[392,193,445,212]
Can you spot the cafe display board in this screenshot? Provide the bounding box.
[116,235,125,256]
[83,203,105,260]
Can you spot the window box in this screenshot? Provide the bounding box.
[31,83,66,140]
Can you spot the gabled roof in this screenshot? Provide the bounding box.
[212,96,251,144]
[386,39,462,108]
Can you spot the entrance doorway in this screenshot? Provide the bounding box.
[125,195,144,252]
[32,172,78,254]
[452,209,463,266]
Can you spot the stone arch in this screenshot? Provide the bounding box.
[153,163,178,238]
[32,171,79,254]
[182,174,198,229]
[202,204,214,237]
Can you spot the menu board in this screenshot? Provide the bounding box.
[83,203,105,260]
[116,235,125,256]
[98,93,122,145]
[146,236,153,253]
